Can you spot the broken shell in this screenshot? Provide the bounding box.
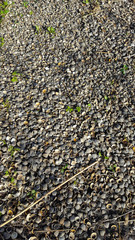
[116,167,120,172]
[116,197,121,202]
[116,178,122,184]
[83,218,89,224]
[35,192,41,199]
[111,225,117,231]
[90,232,97,239]
[106,204,112,209]
[17,174,24,180]
[90,183,94,189]
[91,173,95,180]
[91,130,95,138]
[29,237,38,240]
[110,178,114,183]
[69,232,75,240]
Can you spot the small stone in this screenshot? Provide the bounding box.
[69,232,75,240]
[101,193,106,199]
[29,237,38,240]
[91,232,97,239]
[38,119,43,124]
[54,149,61,155]
[11,232,18,239]
[6,136,10,141]
[100,230,105,237]
[42,89,47,94]
[56,159,62,165]
[34,102,40,108]
[104,222,110,228]
[23,121,28,125]
[3,232,10,239]
[132,147,135,152]
[64,220,70,228]
[7,209,13,215]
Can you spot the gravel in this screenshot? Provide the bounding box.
[0,0,135,239]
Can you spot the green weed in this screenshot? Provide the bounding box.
[35,25,40,34]
[11,71,21,82]
[0,0,9,23]
[2,99,10,111]
[61,164,68,173]
[73,180,77,185]
[23,1,28,8]
[29,10,33,15]
[10,176,15,184]
[8,145,20,157]
[121,64,128,74]
[83,0,89,4]
[99,152,109,160]
[0,138,6,145]
[76,106,81,112]
[66,106,73,113]
[2,139,6,145]
[0,36,4,47]
[27,190,36,199]
[111,80,114,85]
[98,152,102,157]
[104,95,108,100]
[109,164,116,172]
[5,170,9,176]
[88,103,91,110]
[47,26,56,37]
[5,170,16,185]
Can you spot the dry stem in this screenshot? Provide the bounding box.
[0,161,98,228]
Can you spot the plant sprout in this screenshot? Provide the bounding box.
[47,26,56,37]
[35,25,40,34]
[66,106,73,113]
[99,152,102,157]
[76,106,81,112]
[2,99,10,111]
[61,164,68,173]
[0,37,4,47]
[83,0,89,3]
[27,190,36,199]
[11,71,21,82]
[121,65,128,74]
[109,164,117,172]
[8,145,20,157]
[0,1,9,23]
[23,1,28,8]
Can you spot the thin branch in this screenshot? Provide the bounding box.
[34,229,71,233]
[117,219,135,224]
[102,210,135,223]
[0,161,98,228]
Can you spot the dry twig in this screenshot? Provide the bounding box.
[102,210,135,223]
[0,161,98,228]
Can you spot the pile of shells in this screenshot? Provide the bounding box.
[0,0,135,239]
